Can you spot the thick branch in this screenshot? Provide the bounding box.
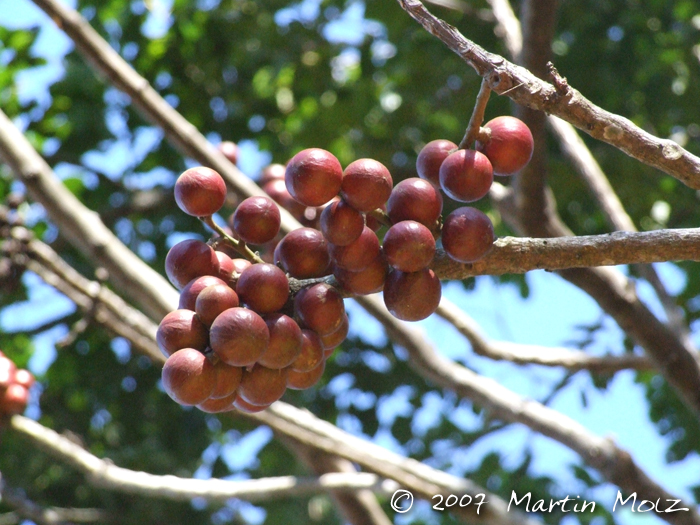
[396,0,700,189]
[432,228,700,280]
[356,294,700,525]
[8,416,397,503]
[0,109,177,321]
[435,299,652,372]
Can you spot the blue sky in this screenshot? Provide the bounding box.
[1,1,699,524]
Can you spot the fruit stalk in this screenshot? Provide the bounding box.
[199,216,265,264]
[458,77,491,150]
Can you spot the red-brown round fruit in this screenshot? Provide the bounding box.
[383,268,442,322]
[215,251,235,283]
[209,307,269,366]
[13,368,35,389]
[231,196,281,245]
[476,116,534,176]
[328,226,381,271]
[179,275,227,311]
[260,163,286,185]
[210,360,243,399]
[197,391,237,413]
[1,383,29,415]
[285,148,343,206]
[294,283,345,335]
[218,141,239,165]
[333,255,388,295]
[263,179,307,220]
[161,348,216,406]
[439,149,493,202]
[259,314,303,369]
[416,139,458,186]
[195,284,240,326]
[236,263,289,314]
[166,239,220,290]
[287,359,326,390]
[291,329,324,373]
[340,158,393,212]
[232,395,271,413]
[237,365,288,406]
[320,314,349,350]
[442,207,495,263]
[0,357,16,388]
[386,178,442,230]
[174,167,227,217]
[277,228,331,278]
[156,309,209,357]
[382,220,436,272]
[231,258,252,276]
[320,199,364,246]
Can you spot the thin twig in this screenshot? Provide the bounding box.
[459,77,492,149]
[396,0,700,189]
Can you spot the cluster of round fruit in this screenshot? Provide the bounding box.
[157,114,533,413]
[0,351,34,418]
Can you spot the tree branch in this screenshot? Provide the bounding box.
[356,294,700,525]
[7,416,397,503]
[432,228,700,279]
[435,299,652,372]
[396,0,700,189]
[0,109,177,321]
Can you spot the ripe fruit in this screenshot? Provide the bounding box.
[161,348,216,406]
[156,309,209,357]
[439,149,493,203]
[382,220,436,272]
[340,158,393,212]
[210,307,269,366]
[334,254,388,295]
[291,330,324,373]
[287,360,326,390]
[215,251,235,282]
[0,357,16,388]
[386,178,442,230]
[197,391,237,413]
[285,148,343,206]
[329,226,381,271]
[210,360,243,399]
[218,141,239,165]
[383,268,442,322]
[442,207,495,263]
[320,314,349,350]
[179,275,227,310]
[195,284,240,326]
[476,116,534,176]
[260,163,286,185]
[259,314,303,369]
[1,383,29,415]
[231,196,281,245]
[263,179,307,220]
[174,167,227,217]
[13,369,35,389]
[238,365,288,406]
[416,139,457,186]
[320,199,364,246]
[165,239,220,290]
[233,395,270,413]
[295,283,346,335]
[236,263,289,314]
[277,228,330,278]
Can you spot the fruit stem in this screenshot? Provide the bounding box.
[367,208,392,228]
[199,216,265,264]
[459,77,491,150]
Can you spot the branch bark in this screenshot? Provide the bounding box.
[396,0,700,189]
[0,109,177,321]
[435,299,652,372]
[8,416,397,503]
[356,294,700,525]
